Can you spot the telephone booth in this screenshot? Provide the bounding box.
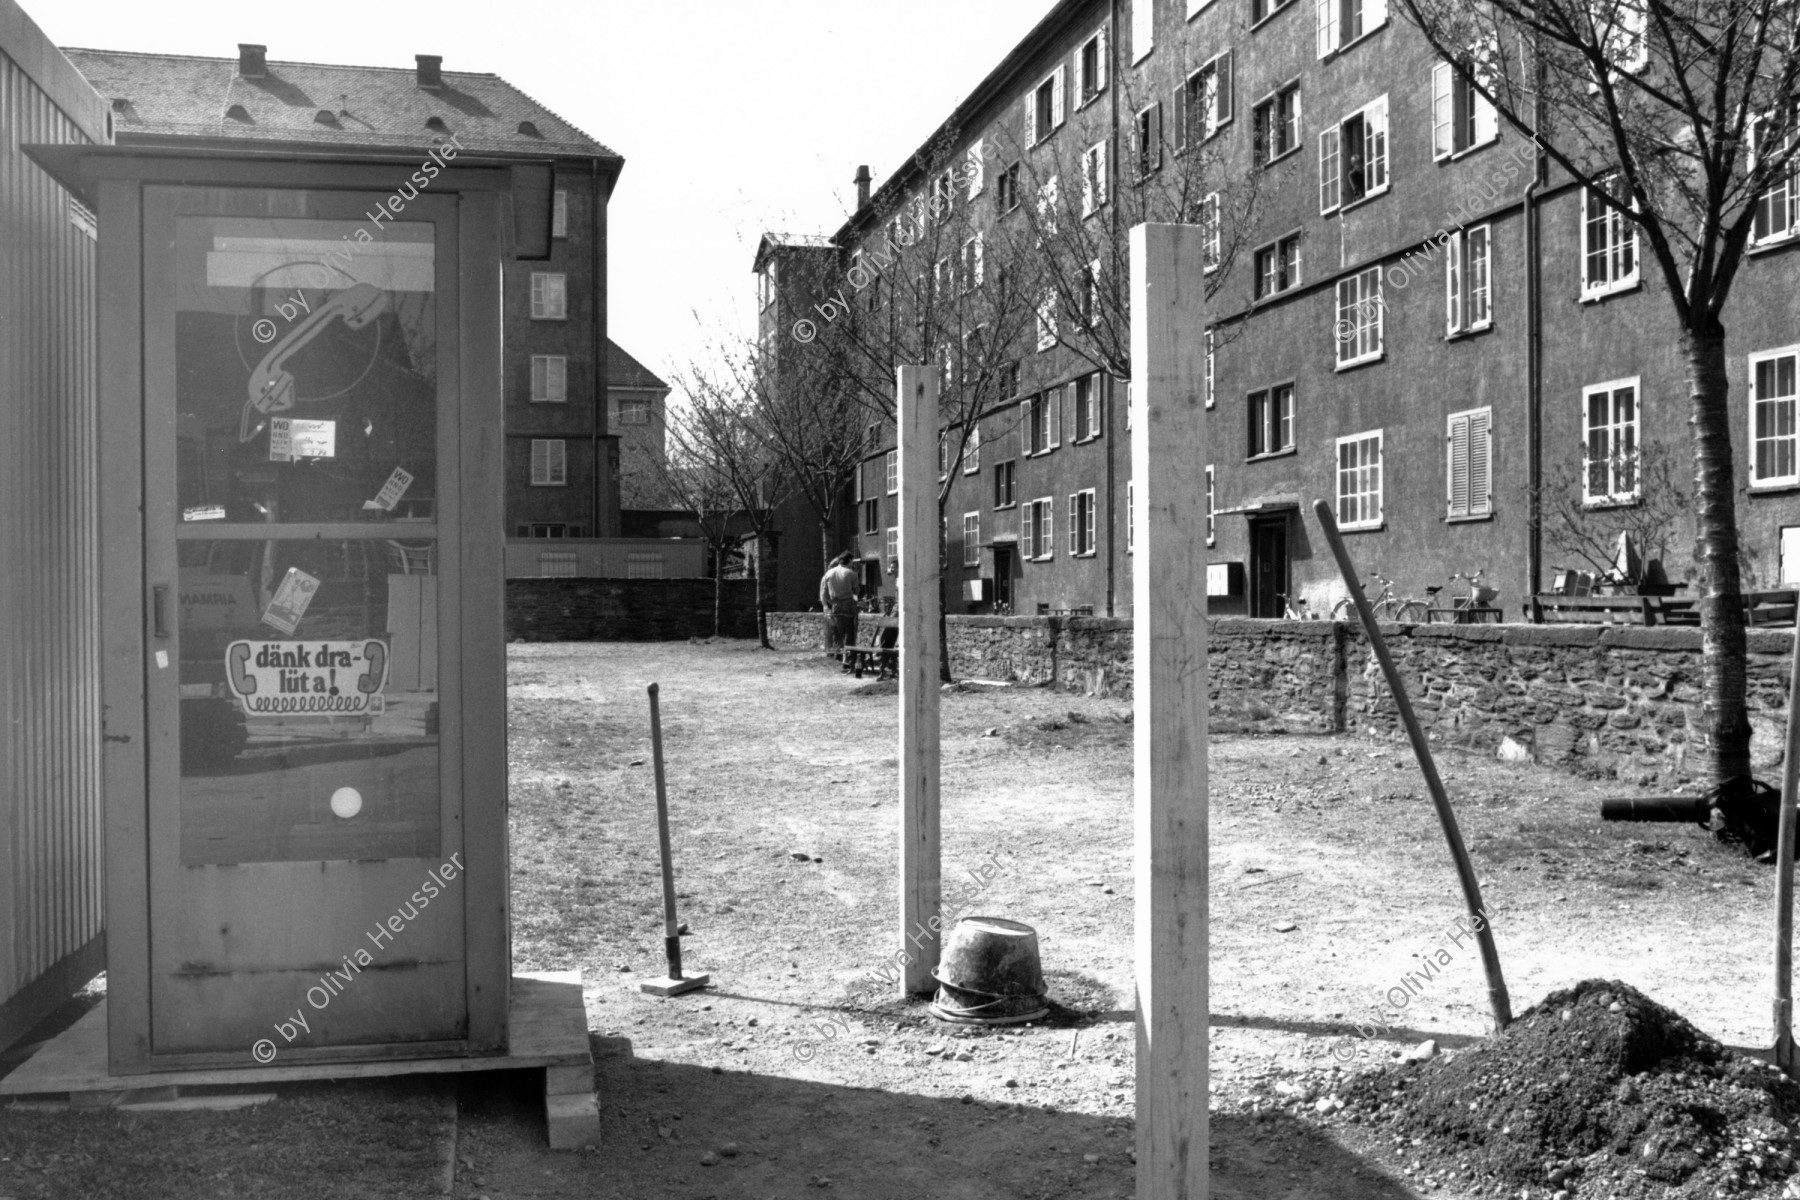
[29,144,536,1072]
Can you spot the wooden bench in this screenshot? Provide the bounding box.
[1529,589,1796,628]
[843,622,899,680]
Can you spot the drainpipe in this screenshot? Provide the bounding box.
[1104,0,1120,617]
[591,158,605,540]
[1524,46,1546,616]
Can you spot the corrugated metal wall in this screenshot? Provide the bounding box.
[0,3,107,1035]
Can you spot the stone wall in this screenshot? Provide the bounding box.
[764,611,1799,784]
[508,578,759,641]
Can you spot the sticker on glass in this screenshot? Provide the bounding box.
[269,418,336,462]
[366,465,415,511]
[260,566,321,634]
[224,639,390,717]
[182,504,227,522]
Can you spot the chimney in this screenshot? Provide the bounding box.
[416,55,443,89]
[237,44,267,78]
[855,164,872,211]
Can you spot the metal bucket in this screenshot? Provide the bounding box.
[930,916,1048,1025]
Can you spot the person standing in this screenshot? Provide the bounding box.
[819,551,860,662]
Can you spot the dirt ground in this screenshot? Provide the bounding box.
[5,637,1794,1199]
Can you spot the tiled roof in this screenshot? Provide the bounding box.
[753,230,839,273]
[608,339,668,392]
[61,48,619,162]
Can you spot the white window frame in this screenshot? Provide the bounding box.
[1204,328,1215,408]
[1028,66,1067,145]
[1249,383,1295,457]
[994,458,1017,509]
[886,526,899,572]
[1317,95,1388,216]
[1580,175,1640,300]
[1254,233,1301,298]
[1074,373,1102,441]
[1582,376,1642,503]
[1750,115,1798,247]
[551,190,568,238]
[530,438,567,487]
[1335,267,1384,368]
[963,512,982,567]
[1025,390,1063,456]
[1036,289,1059,351]
[1431,55,1498,161]
[1751,348,1800,488]
[1082,141,1109,216]
[965,140,986,199]
[1069,489,1098,557]
[1201,191,1221,272]
[997,162,1022,213]
[1445,407,1493,519]
[1126,479,1135,554]
[531,354,568,403]
[530,272,567,320]
[1082,258,1103,326]
[1133,0,1155,63]
[1135,103,1163,179]
[1024,496,1056,560]
[886,449,899,495]
[1316,0,1388,59]
[1189,52,1234,142]
[1253,81,1301,166]
[1036,174,1060,242]
[1205,466,1216,545]
[1445,225,1492,336]
[964,424,981,474]
[961,233,985,290]
[1335,430,1384,531]
[1077,27,1110,103]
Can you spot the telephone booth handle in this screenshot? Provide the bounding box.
[152,585,169,639]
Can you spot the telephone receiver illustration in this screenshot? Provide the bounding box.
[240,282,390,442]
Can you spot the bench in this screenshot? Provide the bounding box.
[843,622,899,680]
[1529,589,1797,628]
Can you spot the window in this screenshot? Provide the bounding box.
[1318,95,1389,213]
[551,190,568,238]
[1253,82,1301,165]
[932,168,957,220]
[1204,328,1216,408]
[1582,175,1639,298]
[1432,55,1498,161]
[886,449,899,494]
[1583,377,1640,502]
[965,140,987,199]
[1335,430,1383,530]
[1023,498,1055,560]
[1254,233,1301,298]
[862,497,881,534]
[1135,104,1163,178]
[1036,289,1059,351]
[997,162,1022,213]
[525,523,575,538]
[757,268,775,312]
[1078,28,1109,102]
[538,550,578,578]
[934,256,953,301]
[961,234,985,290]
[1594,0,1648,74]
[1200,192,1221,272]
[1036,174,1060,241]
[1248,384,1295,457]
[1445,225,1492,335]
[531,355,567,402]
[530,438,567,486]
[964,424,981,474]
[1073,374,1102,440]
[886,526,898,572]
[626,552,665,579]
[1751,350,1799,487]
[1316,0,1388,58]
[1133,0,1154,63]
[530,272,567,319]
[1446,407,1493,519]
[1025,390,1062,454]
[854,463,865,504]
[1126,480,1135,553]
[1082,259,1103,325]
[1751,115,1797,245]
[1030,67,1066,144]
[1252,0,1294,20]
[1069,490,1097,557]
[1206,466,1216,545]
[618,399,650,425]
[994,459,1017,508]
[1082,142,1109,216]
[1181,53,1233,144]
[1335,267,1383,367]
[963,513,982,566]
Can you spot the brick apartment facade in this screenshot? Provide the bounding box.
[62,43,636,546]
[760,0,1800,621]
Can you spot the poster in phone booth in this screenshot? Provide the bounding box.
[224,639,390,716]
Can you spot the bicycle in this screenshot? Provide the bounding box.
[1331,574,1429,623]
[1424,570,1501,623]
[1276,592,1313,620]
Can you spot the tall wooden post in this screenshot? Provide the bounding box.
[897,365,943,995]
[1129,224,1209,1198]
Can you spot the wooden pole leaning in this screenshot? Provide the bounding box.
[897,364,944,996]
[640,682,709,997]
[1128,223,1209,1200]
[1773,626,1800,1076]
[1311,500,1510,1033]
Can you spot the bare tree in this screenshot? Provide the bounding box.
[648,402,751,639]
[1399,0,1800,785]
[1537,439,1690,588]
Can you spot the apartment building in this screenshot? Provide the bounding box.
[63,43,628,545]
[761,0,1800,620]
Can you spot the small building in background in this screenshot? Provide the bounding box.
[608,339,671,508]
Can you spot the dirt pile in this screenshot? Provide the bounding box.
[1339,979,1800,1198]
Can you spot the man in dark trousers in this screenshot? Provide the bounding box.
[819,551,861,664]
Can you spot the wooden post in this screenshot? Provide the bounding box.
[1129,224,1208,1199]
[1774,627,1800,1075]
[897,365,942,995]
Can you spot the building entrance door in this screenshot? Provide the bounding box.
[1249,516,1290,619]
[992,545,1015,611]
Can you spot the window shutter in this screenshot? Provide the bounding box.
[967,140,985,198]
[1049,388,1062,447]
[1445,230,1462,334]
[1370,270,1385,354]
[1149,102,1163,170]
[552,440,566,484]
[1215,53,1233,127]
[1432,63,1453,160]
[1367,0,1386,29]
[1095,26,1109,90]
[974,233,985,285]
[1068,494,1079,555]
[531,439,547,484]
[1318,125,1341,212]
[531,355,546,399]
[1043,501,1053,557]
[1174,81,1191,150]
[1473,87,1498,146]
[1470,409,1492,515]
[1052,65,1066,128]
[1316,0,1339,58]
[1027,91,1039,146]
[1367,95,1389,191]
[1085,492,1096,553]
[1132,0,1153,63]
[552,357,567,400]
[1447,412,1470,516]
[1096,141,1108,206]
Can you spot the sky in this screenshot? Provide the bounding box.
[32,0,1055,391]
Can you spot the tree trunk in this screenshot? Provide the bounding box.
[1685,322,1752,785]
[820,520,832,609]
[713,546,723,639]
[753,533,772,649]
